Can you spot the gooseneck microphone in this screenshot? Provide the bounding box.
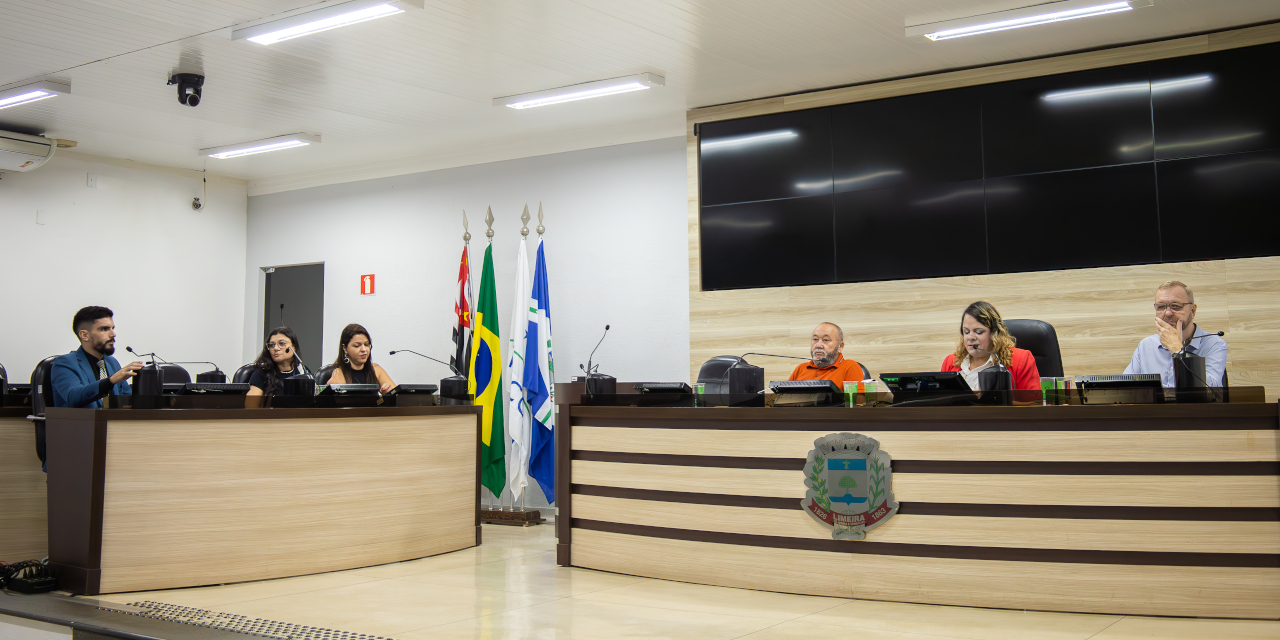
[968,346,1008,372]
[389,350,460,375]
[283,346,306,375]
[739,352,809,361]
[1189,331,1225,341]
[126,346,168,364]
[583,325,610,376]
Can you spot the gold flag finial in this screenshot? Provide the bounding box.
[520,204,531,237]
[536,202,545,235]
[485,206,494,241]
[462,210,471,244]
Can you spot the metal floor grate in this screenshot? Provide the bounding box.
[107,601,394,640]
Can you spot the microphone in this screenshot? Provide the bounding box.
[584,325,610,376]
[968,345,1007,371]
[389,350,460,375]
[126,346,167,365]
[739,352,809,362]
[283,346,306,376]
[1189,331,1225,341]
[279,303,285,327]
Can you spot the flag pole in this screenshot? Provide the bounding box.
[528,201,542,515]
[486,205,503,513]
[465,211,486,511]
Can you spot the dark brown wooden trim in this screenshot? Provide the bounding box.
[571,451,1279,475]
[572,519,1280,567]
[45,416,107,595]
[571,484,1280,521]
[568,404,1279,431]
[555,401,573,566]
[45,405,483,422]
[475,410,482,547]
[0,408,31,418]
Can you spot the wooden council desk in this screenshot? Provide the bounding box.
[554,398,1280,619]
[0,407,46,564]
[45,405,481,595]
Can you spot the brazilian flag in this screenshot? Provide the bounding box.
[469,243,505,497]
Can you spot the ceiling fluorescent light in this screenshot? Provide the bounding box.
[905,0,1152,41]
[200,133,321,159]
[494,73,665,109]
[0,80,70,111]
[233,0,421,45]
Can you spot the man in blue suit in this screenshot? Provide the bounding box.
[52,306,143,409]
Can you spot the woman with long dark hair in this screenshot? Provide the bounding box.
[246,326,308,398]
[328,323,395,393]
[941,301,1041,391]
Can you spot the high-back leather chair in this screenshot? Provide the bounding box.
[316,364,338,386]
[29,355,59,465]
[233,364,256,384]
[1005,319,1064,378]
[0,361,7,386]
[158,363,191,384]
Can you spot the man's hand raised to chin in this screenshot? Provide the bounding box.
[1155,316,1185,354]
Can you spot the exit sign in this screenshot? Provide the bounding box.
[360,274,375,296]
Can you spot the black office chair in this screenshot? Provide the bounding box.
[856,361,871,380]
[1005,319,1064,378]
[0,361,7,386]
[158,363,191,384]
[29,355,59,465]
[233,364,256,384]
[316,364,338,386]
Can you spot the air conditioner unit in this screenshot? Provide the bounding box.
[0,131,56,172]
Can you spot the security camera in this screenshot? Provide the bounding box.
[168,73,204,107]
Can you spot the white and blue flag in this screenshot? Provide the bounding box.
[522,238,556,500]
[507,234,532,501]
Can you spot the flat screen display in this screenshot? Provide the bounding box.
[1157,149,1280,262]
[831,87,982,193]
[1151,42,1280,160]
[834,180,987,282]
[699,109,833,207]
[700,194,835,290]
[983,65,1153,178]
[986,163,1160,273]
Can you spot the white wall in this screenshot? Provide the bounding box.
[244,136,690,389]
[0,152,247,383]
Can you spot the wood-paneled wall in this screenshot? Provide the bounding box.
[686,23,1280,401]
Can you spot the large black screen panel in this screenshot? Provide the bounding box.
[834,180,986,282]
[1151,43,1280,161]
[699,109,833,207]
[1157,149,1280,262]
[700,195,835,290]
[983,65,1153,177]
[986,163,1159,273]
[831,88,982,193]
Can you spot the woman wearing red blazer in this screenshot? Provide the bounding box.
[941,301,1041,391]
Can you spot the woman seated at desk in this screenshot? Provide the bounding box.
[328,323,395,393]
[246,326,310,400]
[941,301,1041,392]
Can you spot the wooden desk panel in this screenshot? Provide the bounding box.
[45,406,481,594]
[559,404,1280,619]
[0,412,46,563]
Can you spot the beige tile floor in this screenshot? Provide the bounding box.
[92,524,1279,639]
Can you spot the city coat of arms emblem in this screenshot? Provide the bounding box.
[802,432,899,540]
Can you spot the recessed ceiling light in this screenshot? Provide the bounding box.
[494,73,665,110]
[232,0,421,45]
[905,0,1152,41]
[200,134,321,159]
[0,80,70,111]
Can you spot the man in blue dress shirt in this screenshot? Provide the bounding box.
[51,306,144,409]
[1124,281,1227,387]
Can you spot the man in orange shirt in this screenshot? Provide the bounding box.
[788,322,866,383]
